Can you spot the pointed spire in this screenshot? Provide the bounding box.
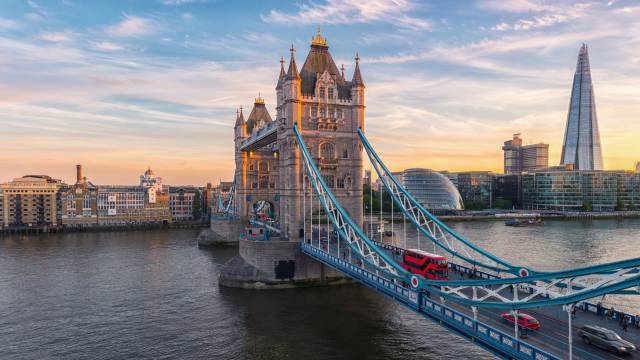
[285,44,300,80]
[576,43,590,75]
[310,26,328,47]
[351,52,364,87]
[276,56,286,89]
[234,106,244,127]
[340,64,345,80]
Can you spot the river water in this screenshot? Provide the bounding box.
[1,219,639,359]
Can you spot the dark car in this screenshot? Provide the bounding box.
[578,325,636,355]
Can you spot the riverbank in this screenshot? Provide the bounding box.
[370,210,640,222]
[0,220,208,236]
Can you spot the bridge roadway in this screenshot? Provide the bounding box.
[310,233,639,359]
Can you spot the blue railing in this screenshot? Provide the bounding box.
[301,242,560,360]
[375,241,640,330]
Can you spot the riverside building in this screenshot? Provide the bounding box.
[1,175,63,228]
[522,169,640,211]
[61,164,98,228]
[395,168,463,211]
[169,186,202,221]
[560,44,604,170]
[96,168,170,226]
[502,134,549,174]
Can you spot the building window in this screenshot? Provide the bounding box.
[328,88,334,99]
[329,108,335,118]
[259,161,268,172]
[337,178,345,188]
[320,142,335,159]
[342,148,348,159]
[323,174,335,188]
[83,195,91,210]
[337,109,343,118]
[320,107,325,117]
[67,195,75,210]
[312,106,317,117]
[319,87,325,98]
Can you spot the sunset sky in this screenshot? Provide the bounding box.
[1,0,639,185]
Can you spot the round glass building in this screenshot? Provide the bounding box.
[396,168,463,210]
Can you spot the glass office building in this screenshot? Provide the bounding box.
[397,168,463,210]
[560,44,604,170]
[522,170,639,211]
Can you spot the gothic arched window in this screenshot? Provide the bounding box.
[320,142,335,159]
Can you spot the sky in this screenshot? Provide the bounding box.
[0,0,639,185]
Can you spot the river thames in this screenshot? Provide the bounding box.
[1,219,639,359]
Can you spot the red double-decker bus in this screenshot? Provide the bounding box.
[402,249,448,280]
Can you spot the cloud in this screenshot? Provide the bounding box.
[0,18,20,30]
[161,0,206,5]
[92,41,125,51]
[104,15,156,37]
[40,31,74,42]
[477,0,552,13]
[490,3,591,31]
[261,0,431,31]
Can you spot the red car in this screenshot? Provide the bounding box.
[501,313,541,330]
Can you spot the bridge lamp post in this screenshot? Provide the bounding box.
[564,304,573,360]
[513,284,519,341]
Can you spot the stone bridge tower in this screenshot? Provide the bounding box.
[220,29,364,288]
[277,29,364,241]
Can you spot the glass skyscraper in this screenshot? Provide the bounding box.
[560,44,604,170]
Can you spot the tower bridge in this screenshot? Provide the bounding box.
[215,30,640,359]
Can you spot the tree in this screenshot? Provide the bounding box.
[582,201,593,212]
[493,197,513,210]
[616,199,625,211]
[192,190,202,220]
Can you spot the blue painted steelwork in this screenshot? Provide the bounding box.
[301,243,561,360]
[249,219,281,235]
[294,124,409,279]
[296,125,640,310]
[239,121,277,152]
[359,128,523,275]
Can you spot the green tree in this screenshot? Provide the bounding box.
[582,201,593,212]
[192,190,202,220]
[464,200,486,210]
[493,197,513,210]
[616,199,625,211]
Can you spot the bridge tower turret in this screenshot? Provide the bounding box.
[233,107,247,216]
[277,28,364,241]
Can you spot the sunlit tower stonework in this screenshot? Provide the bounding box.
[222,29,364,286]
[560,44,604,170]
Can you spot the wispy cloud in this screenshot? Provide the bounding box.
[161,0,207,5]
[490,3,591,31]
[261,0,431,31]
[477,0,553,13]
[104,15,156,37]
[40,31,74,42]
[92,41,125,51]
[0,18,20,30]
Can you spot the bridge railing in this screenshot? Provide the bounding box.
[302,242,560,360]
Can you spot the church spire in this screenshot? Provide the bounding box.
[285,44,300,80]
[276,56,285,90]
[351,52,364,87]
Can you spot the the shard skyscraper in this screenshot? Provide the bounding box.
[560,44,604,170]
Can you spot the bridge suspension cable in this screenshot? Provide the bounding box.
[294,124,408,279]
[358,129,523,276]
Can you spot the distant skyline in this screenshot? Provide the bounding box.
[1,0,640,185]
